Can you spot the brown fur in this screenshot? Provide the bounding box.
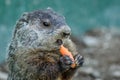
[7,8,83,80]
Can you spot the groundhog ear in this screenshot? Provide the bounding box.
[19,12,29,23]
[47,7,53,10]
[15,12,29,30]
[47,7,54,12]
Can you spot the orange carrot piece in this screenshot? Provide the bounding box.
[60,45,76,68]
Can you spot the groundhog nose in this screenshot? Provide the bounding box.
[58,25,71,38]
[62,32,71,38]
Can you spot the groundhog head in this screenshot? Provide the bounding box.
[12,8,71,51]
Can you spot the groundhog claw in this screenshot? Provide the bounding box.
[74,54,84,67]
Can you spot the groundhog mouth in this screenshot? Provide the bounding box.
[56,39,63,45]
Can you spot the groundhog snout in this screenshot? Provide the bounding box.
[56,30,71,45]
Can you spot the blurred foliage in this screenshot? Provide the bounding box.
[0,0,120,62]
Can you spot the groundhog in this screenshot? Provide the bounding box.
[7,8,84,80]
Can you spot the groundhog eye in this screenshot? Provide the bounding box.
[43,22,50,27]
[42,19,51,27]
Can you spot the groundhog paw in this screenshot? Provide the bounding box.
[59,56,74,71]
[74,54,84,67]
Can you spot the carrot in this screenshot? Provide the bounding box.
[59,45,76,68]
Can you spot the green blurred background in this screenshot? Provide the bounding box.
[0,0,120,63]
